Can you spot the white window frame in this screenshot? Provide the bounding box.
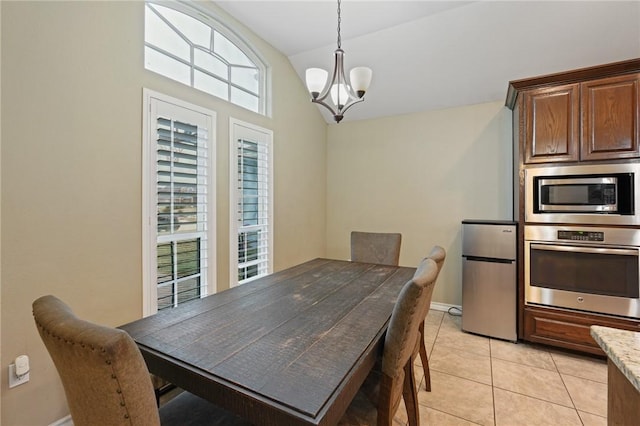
[143,88,217,316]
[229,118,273,286]
[144,0,270,116]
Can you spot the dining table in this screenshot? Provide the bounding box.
[119,258,416,426]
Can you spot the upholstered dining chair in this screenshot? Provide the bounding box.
[33,295,250,426]
[417,245,446,392]
[339,258,440,426]
[351,231,402,266]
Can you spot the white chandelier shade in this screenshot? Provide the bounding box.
[350,67,373,96]
[305,68,329,98]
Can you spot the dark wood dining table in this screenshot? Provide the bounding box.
[120,258,415,426]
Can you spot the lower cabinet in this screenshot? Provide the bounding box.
[523,307,640,355]
[608,359,640,425]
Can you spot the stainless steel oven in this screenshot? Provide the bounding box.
[525,225,640,319]
[525,163,640,225]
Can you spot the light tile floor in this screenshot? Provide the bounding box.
[393,309,608,426]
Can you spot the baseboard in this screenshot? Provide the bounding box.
[49,415,73,426]
[430,301,462,313]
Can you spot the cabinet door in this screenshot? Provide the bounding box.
[581,73,640,161]
[524,84,580,163]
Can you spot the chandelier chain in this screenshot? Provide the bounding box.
[336,0,342,49]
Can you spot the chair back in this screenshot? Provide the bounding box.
[380,258,439,417]
[422,246,447,320]
[33,295,160,426]
[350,231,402,266]
[427,245,446,275]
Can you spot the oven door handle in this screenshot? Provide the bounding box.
[530,243,638,256]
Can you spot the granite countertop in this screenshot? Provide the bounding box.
[591,325,640,392]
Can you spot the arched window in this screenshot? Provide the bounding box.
[145,2,267,114]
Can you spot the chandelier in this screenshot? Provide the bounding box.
[305,0,372,123]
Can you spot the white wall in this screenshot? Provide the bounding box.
[326,101,513,306]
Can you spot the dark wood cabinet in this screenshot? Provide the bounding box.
[508,60,640,165]
[523,306,640,356]
[521,74,640,163]
[608,359,640,424]
[507,59,640,354]
[523,84,579,163]
[581,73,640,161]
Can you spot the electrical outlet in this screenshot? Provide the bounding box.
[8,363,29,388]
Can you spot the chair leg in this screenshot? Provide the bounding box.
[402,359,420,426]
[154,382,177,407]
[377,373,394,426]
[418,320,431,392]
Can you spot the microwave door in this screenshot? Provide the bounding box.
[538,180,618,212]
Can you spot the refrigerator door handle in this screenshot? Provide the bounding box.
[463,255,514,264]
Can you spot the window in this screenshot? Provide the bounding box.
[230,119,273,285]
[143,89,216,316]
[144,1,268,115]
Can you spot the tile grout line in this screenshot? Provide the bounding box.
[550,353,589,424]
[489,338,497,426]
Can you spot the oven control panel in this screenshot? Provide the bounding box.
[557,230,605,241]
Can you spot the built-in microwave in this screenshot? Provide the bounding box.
[525,163,640,225]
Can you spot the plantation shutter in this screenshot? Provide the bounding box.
[155,116,209,309]
[236,138,270,283]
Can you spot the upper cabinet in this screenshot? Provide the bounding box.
[524,83,579,163]
[506,59,640,164]
[581,74,640,161]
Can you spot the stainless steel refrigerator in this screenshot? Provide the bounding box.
[461,220,517,341]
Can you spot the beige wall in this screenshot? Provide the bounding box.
[1,2,514,424]
[0,2,326,425]
[326,101,513,306]
[0,1,3,421]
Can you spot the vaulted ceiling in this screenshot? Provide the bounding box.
[217,1,640,123]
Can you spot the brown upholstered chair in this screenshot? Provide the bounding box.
[339,258,440,426]
[33,295,250,426]
[350,231,402,266]
[417,245,446,392]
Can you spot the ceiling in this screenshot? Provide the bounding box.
[216,1,640,123]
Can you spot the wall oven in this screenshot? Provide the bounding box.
[525,225,640,319]
[525,163,640,225]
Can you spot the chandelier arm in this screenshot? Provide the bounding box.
[313,88,359,113]
[310,95,364,123]
[332,47,360,100]
[315,49,342,103]
[311,98,339,117]
[312,50,342,103]
[343,82,360,100]
[312,90,336,106]
[337,96,365,115]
